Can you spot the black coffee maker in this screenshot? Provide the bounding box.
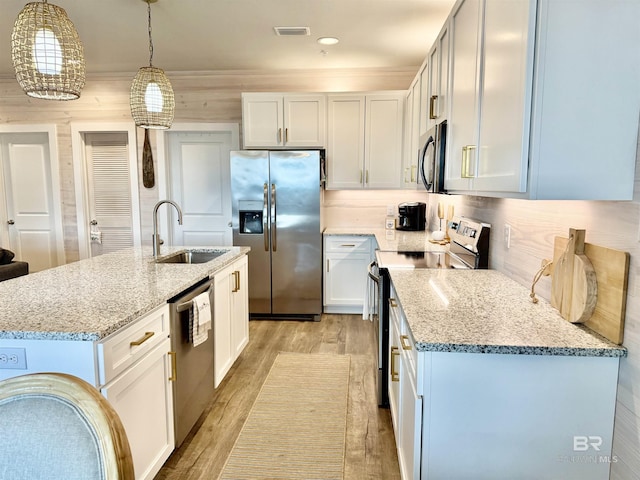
[396,202,426,231]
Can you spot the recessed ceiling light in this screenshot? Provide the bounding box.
[317,37,339,46]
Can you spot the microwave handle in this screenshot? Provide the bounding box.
[419,135,434,190]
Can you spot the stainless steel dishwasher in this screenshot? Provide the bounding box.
[168,277,215,447]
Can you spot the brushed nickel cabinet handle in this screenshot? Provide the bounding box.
[327,259,330,272]
[168,351,177,382]
[360,169,363,184]
[130,331,154,347]
[278,128,282,143]
[285,127,289,143]
[391,346,400,382]
[400,335,412,351]
[366,170,369,184]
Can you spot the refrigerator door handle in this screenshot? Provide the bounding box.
[271,183,277,252]
[263,182,269,251]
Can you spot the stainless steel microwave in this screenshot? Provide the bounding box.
[418,120,447,193]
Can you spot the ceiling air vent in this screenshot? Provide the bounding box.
[273,26,310,36]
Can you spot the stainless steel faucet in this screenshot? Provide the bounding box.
[152,200,183,258]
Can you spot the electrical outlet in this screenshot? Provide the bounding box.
[504,224,512,249]
[0,348,27,369]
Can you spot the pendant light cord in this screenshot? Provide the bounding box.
[147,0,154,67]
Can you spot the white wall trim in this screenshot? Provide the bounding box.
[71,121,141,259]
[155,122,240,243]
[0,124,65,267]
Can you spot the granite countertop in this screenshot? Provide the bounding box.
[0,246,250,342]
[390,269,626,357]
[323,227,446,252]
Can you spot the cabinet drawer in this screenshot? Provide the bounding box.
[324,235,372,253]
[97,304,170,386]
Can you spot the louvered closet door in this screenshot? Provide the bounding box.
[84,133,134,256]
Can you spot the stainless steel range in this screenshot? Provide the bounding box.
[371,216,491,407]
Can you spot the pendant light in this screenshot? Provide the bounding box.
[11,0,86,100]
[130,0,174,129]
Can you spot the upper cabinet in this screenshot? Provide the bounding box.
[326,92,405,189]
[242,93,326,149]
[444,0,640,200]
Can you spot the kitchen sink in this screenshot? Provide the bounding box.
[155,249,228,264]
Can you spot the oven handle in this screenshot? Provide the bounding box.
[368,260,379,283]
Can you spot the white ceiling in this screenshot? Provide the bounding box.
[0,0,456,77]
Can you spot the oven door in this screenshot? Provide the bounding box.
[418,121,447,193]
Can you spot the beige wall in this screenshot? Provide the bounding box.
[2,68,640,477]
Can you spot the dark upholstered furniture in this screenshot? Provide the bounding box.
[0,248,28,282]
[0,261,29,282]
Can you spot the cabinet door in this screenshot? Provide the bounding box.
[473,0,533,193]
[101,338,174,480]
[324,252,371,311]
[418,63,430,137]
[426,46,439,130]
[326,95,365,189]
[399,339,422,480]
[365,94,404,189]
[438,25,450,121]
[283,95,326,147]
[214,264,233,388]
[242,94,283,148]
[402,84,421,189]
[388,296,401,436]
[231,256,249,361]
[445,0,481,192]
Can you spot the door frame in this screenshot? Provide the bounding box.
[155,123,240,244]
[0,124,65,266]
[71,122,142,259]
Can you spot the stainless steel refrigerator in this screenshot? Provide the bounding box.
[230,150,322,319]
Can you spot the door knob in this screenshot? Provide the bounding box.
[7,219,15,225]
[90,220,98,225]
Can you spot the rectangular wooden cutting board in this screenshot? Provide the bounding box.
[552,236,629,344]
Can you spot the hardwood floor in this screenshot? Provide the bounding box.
[154,314,401,480]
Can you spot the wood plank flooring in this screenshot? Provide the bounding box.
[154,314,401,480]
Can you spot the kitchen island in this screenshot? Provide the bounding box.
[0,245,249,480]
[388,267,625,480]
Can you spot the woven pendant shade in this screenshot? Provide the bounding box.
[130,66,175,129]
[11,1,85,100]
[130,0,174,129]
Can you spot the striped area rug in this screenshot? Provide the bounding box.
[218,352,351,480]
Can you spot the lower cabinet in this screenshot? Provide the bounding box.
[98,304,174,480]
[323,235,375,314]
[389,288,422,480]
[388,279,620,480]
[101,338,174,480]
[214,255,249,387]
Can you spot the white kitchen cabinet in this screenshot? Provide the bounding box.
[418,63,429,137]
[389,288,422,480]
[323,235,374,314]
[99,304,174,480]
[388,276,620,480]
[402,77,422,189]
[213,255,249,387]
[230,254,249,360]
[445,0,639,199]
[426,23,450,128]
[326,93,405,190]
[242,93,326,149]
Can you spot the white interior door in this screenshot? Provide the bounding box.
[84,133,137,256]
[167,131,234,246]
[0,131,63,272]
[72,123,141,260]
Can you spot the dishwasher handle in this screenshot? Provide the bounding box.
[173,279,214,312]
